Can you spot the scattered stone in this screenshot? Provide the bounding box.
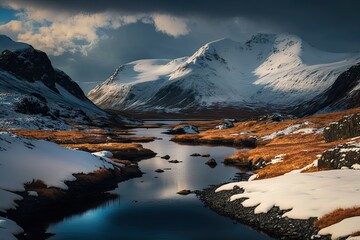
[168,160,180,163]
[161,155,171,160]
[201,153,211,157]
[155,169,164,173]
[205,158,218,167]
[190,153,201,157]
[177,189,192,195]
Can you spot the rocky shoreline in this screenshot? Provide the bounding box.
[196,176,333,240]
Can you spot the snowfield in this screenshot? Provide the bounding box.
[216,170,360,239]
[0,132,118,239]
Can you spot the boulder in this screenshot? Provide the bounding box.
[165,125,199,134]
[205,158,218,167]
[154,169,164,173]
[318,142,360,169]
[177,189,192,195]
[215,121,234,130]
[190,153,201,157]
[324,113,360,142]
[161,155,171,160]
[168,160,180,163]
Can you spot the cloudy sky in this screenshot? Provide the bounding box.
[0,0,359,93]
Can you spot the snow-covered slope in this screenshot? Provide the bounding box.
[0,35,113,129]
[0,131,118,239]
[88,33,360,114]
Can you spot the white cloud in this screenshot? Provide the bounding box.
[0,5,190,56]
[151,14,189,37]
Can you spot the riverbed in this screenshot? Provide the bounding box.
[47,122,273,240]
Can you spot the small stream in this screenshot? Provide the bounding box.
[47,121,273,240]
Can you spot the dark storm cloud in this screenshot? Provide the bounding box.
[5,0,360,92]
[6,0,360,52]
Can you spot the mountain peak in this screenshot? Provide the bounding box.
[246,33,277,45]
[0,34,32,52]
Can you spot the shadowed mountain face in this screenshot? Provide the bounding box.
[295,63,360,116]
[0,48,86,100]
[88,33,360,116]
[0,35,113,129]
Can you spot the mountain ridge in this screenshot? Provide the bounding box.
[88,33,360,115]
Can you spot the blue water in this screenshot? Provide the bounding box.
[47,122,273,240]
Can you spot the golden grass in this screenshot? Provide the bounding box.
[173,108,360,145]
[315,207,360,229]
[25,179,64,199]
[5,129,154,144]
[174,108,360,179]
[61,143,147,152]
[74,168,119,182]
[231,134,351,179]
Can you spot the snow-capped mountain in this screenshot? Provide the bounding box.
[0,35,114,129]
[88,33,360,115]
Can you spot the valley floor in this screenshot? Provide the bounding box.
[1,107,360,239]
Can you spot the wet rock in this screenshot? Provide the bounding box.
[201,153,211,157]
[324,113,360,142]
[168,160,180,163]
[190,153,201,157]
[215,121,234,130]
[154,169,164,173]
[205,158,218,167]
[253,158,266,170]
[165,125,200,134]
[318,142,360,169]
[177,189,192,195]
[161,155,171,160]
[196,184,326,240]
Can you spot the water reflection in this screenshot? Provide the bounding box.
[47,122,272,240]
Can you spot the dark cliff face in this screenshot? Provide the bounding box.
[0,48,87,100]
[295,63,360,116]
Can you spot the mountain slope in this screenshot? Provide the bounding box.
[294,63,360,116]
[88,34,360,115]
[0,35,115,129]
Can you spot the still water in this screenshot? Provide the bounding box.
[47,122,272,240]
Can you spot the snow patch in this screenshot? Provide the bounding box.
[216,170,360,219]
[262,121,313,140]
[0,216,23,240]
[352,164,360,170]
[318,216,360,239]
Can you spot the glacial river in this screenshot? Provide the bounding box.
[47,121,273,240]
